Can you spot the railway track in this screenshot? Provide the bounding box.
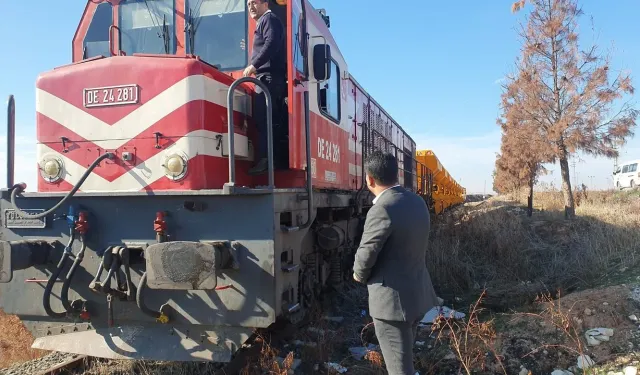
[2,319,298,375]
[38,355,88,375]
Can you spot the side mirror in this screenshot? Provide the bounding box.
[313,44,331,81]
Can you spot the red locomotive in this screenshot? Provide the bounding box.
[0,0,462,362]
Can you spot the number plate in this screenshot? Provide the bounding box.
[3,209,47,229]
[83,84,140,108]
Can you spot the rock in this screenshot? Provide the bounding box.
[603,302,610,306]
[415,341,425,347]
[444,351,457,360]
[584,308,593,316]
[519,367,530,375]
[577,354,595,369]
[624,366,638,375]
[630,315,638,322]
[551,370,573,375]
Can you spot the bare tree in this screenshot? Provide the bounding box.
[494,117,549,216]
[501,0,637,218]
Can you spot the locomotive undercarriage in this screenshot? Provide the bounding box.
[0,187,369,362]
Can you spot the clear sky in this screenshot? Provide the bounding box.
[0,1,639,194]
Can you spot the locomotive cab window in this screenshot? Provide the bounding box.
[83,2,113,59]
[319,58,340,123]
[119,0,176,55]
[185,0,248,71]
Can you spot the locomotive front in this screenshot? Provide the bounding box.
[0,0,301,362]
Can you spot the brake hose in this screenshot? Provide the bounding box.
[43,230,76,318]
[10,152,115,219]
[60,235,87,314]
[136,272,169,323]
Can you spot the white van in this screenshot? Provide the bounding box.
[613,159,640,189]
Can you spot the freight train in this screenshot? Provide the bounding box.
[0,0,464,362]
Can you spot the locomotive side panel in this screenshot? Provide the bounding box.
[305,6,351,190]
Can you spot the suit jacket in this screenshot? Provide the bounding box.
[353,186,438,322]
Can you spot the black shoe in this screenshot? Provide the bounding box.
[248,158,268,175]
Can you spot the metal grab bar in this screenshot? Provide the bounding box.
[282,91,313,232]
[225,77,274,191]
[7,95,15,189]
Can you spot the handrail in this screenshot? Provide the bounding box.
[224,77,275,191]
[7,95,15,189]
[282,91,313,232]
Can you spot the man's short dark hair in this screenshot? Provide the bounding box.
[364,150,398,186]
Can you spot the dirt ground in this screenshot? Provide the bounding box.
[0,310,47,368]
[491,284,640,374]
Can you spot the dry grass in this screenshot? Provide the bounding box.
[431,290,507,375]
[427,189,640,305]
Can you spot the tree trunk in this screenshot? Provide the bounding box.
[527,174,534,217]
[558,152,575,219]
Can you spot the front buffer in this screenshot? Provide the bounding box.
[0,189,279,362]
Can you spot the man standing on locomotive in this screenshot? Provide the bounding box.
[244,0,287,175]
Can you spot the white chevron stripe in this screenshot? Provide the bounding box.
[37,130,251,192]
[36,75,252,150]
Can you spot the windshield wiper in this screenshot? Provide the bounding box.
[161,14,170,54]
[143,0,170,54]
[185,9,195,53]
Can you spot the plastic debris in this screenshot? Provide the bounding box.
[326,362,348,373]
[420,306,465,325]
[585,327,614,346]
[348,343,379,360]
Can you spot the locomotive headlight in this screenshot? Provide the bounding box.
[162,152,188,181]
[39,155,64,183]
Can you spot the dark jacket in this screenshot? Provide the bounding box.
[353,186,439,322]
[251,11,286,77]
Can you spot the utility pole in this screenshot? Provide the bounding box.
[571,160,577,187]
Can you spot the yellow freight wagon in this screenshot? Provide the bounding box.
[416,150,465,214]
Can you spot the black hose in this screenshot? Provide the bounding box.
[10,152,115,219]
[60,235,87,314]
[43,232,76,318]
[136,272,168,322]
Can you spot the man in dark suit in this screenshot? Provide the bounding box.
[353,150,439,375]
[244,0,287,175]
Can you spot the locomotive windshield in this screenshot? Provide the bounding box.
[185,0,248,71]
[119,0,176,55]
[81,0,248,71]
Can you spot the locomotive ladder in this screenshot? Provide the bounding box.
[224,77,313,232]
